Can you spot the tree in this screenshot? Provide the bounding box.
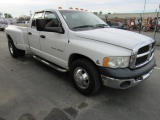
[99,11,102,15]
[0,12,2,18]
[4,13,13,18]
[17,15,30,22]
[93,12,98,15]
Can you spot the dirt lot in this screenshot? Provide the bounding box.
[0,31,160,120]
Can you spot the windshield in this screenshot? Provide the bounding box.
[59,10,109,31]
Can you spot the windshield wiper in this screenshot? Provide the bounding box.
[95,24,109,28]
[72,25,95,29]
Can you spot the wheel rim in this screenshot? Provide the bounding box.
[9,43,13,54]
[74,67,90,89]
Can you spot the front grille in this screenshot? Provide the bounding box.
[130,41,155,69]
[135,55,148,65]
[138,45,149,54]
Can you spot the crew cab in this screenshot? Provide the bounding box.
[5,9,156,95]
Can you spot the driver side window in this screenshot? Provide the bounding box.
[44,11,60,27]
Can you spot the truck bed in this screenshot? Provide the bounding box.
[5,25,30,51]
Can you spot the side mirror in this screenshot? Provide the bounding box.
[43,27,64,33]
[36,19,64,34]
[36,19,51,31]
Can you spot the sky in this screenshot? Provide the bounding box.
[0,0,159,17]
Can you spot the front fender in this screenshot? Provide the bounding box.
[66,32,132,67]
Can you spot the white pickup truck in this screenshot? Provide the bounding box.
[5,9,156,95]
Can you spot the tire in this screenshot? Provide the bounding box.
[70,58,102,95]
[18,49,25,57]
[8,39,18,58]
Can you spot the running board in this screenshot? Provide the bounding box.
[33,55,67,72]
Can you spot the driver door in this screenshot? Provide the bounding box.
[39,11,68,66]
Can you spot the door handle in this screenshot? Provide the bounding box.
[28,32,32,35]
[40,35,45,38]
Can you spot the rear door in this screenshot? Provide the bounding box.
[39,11,68,67]
[28,12,43,55]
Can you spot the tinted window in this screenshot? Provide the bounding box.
[111,22,118,26]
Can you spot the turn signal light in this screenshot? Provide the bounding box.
[103,57,110,67]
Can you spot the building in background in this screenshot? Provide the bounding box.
[98,12,159,26]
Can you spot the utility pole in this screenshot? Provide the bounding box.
[105,14,108,23]
[139,0,147,34]
[143,0,147,14]
[154,4,160,40]
[139,14,142,34]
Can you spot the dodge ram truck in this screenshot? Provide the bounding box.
[5,9,156,95]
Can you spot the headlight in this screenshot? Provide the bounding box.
[103,57,130,68]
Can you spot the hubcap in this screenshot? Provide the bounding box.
[74,67,90,89]
[9,43,13,54]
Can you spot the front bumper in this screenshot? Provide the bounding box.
[99,57,156,89]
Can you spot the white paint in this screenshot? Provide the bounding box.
[5,9,155,69]
[154,67,160,70]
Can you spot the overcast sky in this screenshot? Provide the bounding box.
[0,0,159,17]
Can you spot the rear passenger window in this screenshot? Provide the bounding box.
[32,12,43,28]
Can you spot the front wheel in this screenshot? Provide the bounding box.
[70,59,102,95]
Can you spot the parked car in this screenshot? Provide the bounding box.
[0,21,8,31]
[110,22,127,30]
[5,9,156,95]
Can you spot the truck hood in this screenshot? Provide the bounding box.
[74,28,153,49]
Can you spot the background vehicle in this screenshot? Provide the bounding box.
[0,21,8,31]
[5,9,156,95]
[110,22,126,30]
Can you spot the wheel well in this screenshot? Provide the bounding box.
[68,54,96,68]
[6,34,12,41]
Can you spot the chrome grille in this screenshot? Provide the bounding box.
[138,45,149,54]
[130,40,155,69]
